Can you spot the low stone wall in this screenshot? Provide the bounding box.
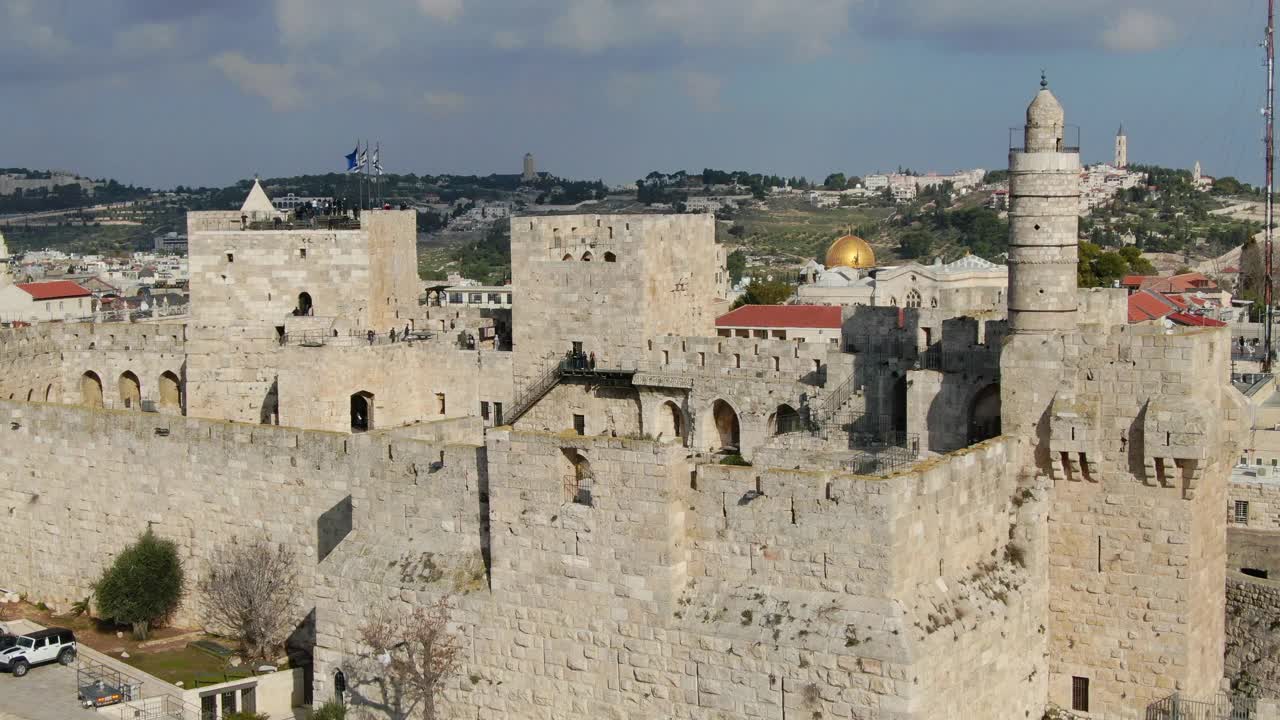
[1226,571,1280,698]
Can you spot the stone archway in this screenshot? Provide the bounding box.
[80,372,102,408]
[702,399,740,451]
[656,400,685,442]
[118,371,141,410]
[159,371,182,412]
[297,292,313,316]
[968,383,1001,444]
[581,251,593,261]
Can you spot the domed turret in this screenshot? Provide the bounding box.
[824,234,875,269]
[1024,72,1065,152]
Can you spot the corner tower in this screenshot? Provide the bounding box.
[1002,75,1081,455]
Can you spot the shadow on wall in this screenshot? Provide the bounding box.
[287,608,316,706]
[318,495,353,563]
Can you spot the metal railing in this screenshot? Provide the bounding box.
[246,216,360,231]
[506,359,565,425]
[1146,692,1256,720]
[119,693,209,720]
[917,347,1002,374]
[843,446,919,476]
[813,373,856,425]
[284,330,437,348]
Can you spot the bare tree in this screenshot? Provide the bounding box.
[198,537,299,661]
[353,597,460,720]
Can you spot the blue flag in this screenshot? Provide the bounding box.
[345,143,360,173]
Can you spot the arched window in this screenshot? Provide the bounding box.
[889,296,899,307]
[80,372,102,408]
[159,371,182,412]
[930,296,938,308]
[562,253,573,261]
[768,403,801,435]
[297,292,313,316]
[659,401,685,442]
[581,251,593,262]
[350,392,373,432]
[906,289,922,308]
[561,448,593,506]
[334,670,347,706]
[603,252,617,262]
[969,384,1001,445]
[118,371,141,410]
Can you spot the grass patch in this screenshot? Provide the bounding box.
[120,642,236,688]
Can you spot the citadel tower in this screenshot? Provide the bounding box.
[1002,75,1081,454]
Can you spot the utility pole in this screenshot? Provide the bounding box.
[1266,0,1276,373]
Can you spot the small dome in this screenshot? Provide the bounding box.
[824,234,876,269]
[1027,88,1064,128]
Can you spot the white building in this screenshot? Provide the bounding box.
[0,280,94,323]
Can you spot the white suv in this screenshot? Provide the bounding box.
[0,627,77,677]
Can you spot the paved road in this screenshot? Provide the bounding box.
[0,663,100,720]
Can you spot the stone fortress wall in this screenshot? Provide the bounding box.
[0,85,1260,720]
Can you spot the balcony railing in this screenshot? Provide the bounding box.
[247,216,360,231]
[1145,692,1256,720]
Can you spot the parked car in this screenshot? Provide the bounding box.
[0,627,76,677]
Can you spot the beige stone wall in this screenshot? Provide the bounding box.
[1042,323,1239,716]
[276,343,513,433]
[1230,479,1280,531]
[510,214,721,384]
[1225,571,1280,697]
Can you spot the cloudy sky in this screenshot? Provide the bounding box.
[0,0,1266,188]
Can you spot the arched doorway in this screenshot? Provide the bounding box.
[159,371,182,411]
[81,372,102,407]
[968,384,1001,445]
[657,401,684,442]
[297,292,313,316]
[581,251,593,261]
[350,391,373,432]
[118,371,141,410]
[603,252,617,262]
[705,399,740,451]
[768,403,800,435]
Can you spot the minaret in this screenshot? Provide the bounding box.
[0,229,10,288]
[1002,73,1082,458]
[1114,123,1127,169]
[1193,160,1202,183]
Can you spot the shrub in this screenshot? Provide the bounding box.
[309,703,347,720]
[223,713,269,720]
[95,528,184,640]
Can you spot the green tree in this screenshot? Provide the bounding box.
[95,529,185,640]
[822,173,847,190]
[731,280,794,309]
[1212,176,1249,196]
[898,229,934,259]
[726,250,747,285]
[223,713,269,720]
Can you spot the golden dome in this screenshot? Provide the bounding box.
[824,234,876,269]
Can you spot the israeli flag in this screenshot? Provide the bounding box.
[345,143,360,173]
[373,143,383,175]
[358,145,368,171]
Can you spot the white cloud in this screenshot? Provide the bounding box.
[2,0,68,54]
[211,52,303,112]
[492,29,525,50]
[680,71,722,113]
[1100,8,1177,52]
[419,90,468,114]
[417,0,463,22]
[548,0,622,53]
[114,22,178,55]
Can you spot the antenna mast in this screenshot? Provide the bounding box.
[1267,0,1276,373]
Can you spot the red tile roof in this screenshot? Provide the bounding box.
[1120,272,1218,294]
[716,304,842,329]
[1127,291,1175,322]
[15,280,92,301]
[1167,312,1227,327]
